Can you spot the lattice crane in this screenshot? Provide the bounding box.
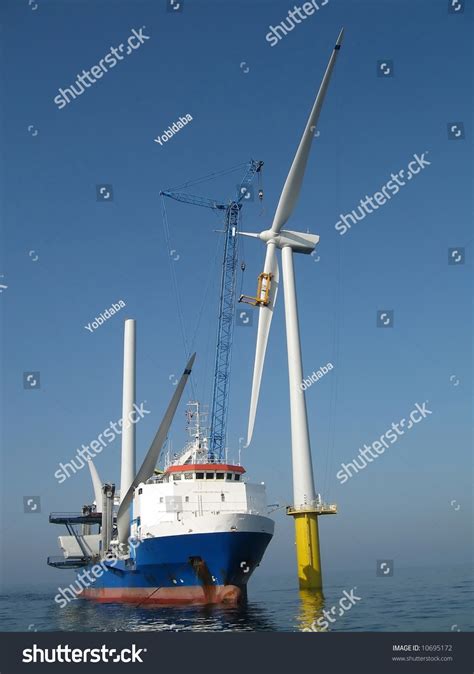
[160,159,264,460]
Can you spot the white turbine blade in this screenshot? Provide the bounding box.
[271,28,344,235]
[87,459,103,512]
[246,243,279,447]
[117,353,196,545]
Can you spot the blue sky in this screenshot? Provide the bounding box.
[0,0,472,588]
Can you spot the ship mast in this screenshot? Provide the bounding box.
[185,401,208,463]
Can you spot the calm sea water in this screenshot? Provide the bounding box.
[1,564,472,632]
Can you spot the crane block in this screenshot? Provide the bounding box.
[239,272,273,307]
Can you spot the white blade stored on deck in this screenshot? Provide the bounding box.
[117,353,196,545]
[87,459,103,512]
[270,27,344,235]
[246,243,279,447]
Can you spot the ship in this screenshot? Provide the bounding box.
[48,321,274,605]
[47,157,277,605]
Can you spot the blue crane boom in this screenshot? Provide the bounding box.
[159,191,227,211]
[160,159,263,460]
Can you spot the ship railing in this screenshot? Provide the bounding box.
[286,503,338,516]
[49,512,103,525]
[163,452,241,469]
[47,555,90,569]
[168,505,263,516]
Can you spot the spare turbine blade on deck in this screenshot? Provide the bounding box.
[87,459,103,513]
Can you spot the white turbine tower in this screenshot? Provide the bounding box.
[241,28,344,590]
[120,319,136,504]
[86,318,196,553]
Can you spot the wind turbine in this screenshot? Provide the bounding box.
[240,29,344,590]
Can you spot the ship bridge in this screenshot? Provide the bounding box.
[162,463,245,483]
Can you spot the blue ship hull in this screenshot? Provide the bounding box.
[80,531,272,605]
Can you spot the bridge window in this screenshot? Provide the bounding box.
[216,473,224,480]
[174,474,182,480]
[234,474,241,481]
[226,473,233,480]
[205,472,214,480]
[184,473,193,480]
[196,472,204,480]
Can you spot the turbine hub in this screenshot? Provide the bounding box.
[260,229,320,255]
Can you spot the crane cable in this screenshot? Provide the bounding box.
[257,165,265,216]
[160,194,196,399]
[189,225,223,404]
[321,243,342,503]
[160,194,224,404]
[166,162,249,193]
[320,123,343,503]
[238,212,246,297]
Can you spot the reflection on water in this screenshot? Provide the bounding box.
[55,596,278,632]
[1,564,472,632]
[297,590,325,631]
